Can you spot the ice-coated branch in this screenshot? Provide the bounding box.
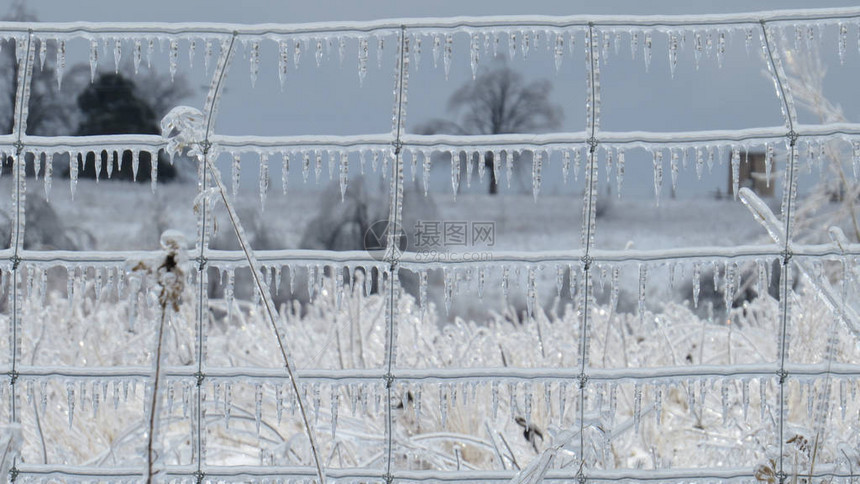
[162,105,326,483]
[740,187,860,345]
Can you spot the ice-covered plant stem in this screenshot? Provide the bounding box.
[129,230,187,484]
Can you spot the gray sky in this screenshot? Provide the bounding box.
[15,0,860,199]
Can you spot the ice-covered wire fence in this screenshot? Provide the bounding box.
[1,7,860,483]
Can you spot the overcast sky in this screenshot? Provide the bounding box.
[13,1,860,199]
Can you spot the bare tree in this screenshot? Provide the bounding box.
[416,57,562,194]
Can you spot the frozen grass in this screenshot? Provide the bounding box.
[7,260,860,477]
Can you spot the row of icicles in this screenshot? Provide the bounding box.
[3,18,860,89]
[11,256,853,330]
[4,375,859,450]
[8,137,860,207]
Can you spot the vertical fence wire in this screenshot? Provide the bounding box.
[384,25,408,484]
[576,23,601,481]
[194,33,236,483]
[6,29,34,484]
[760,21,799,484]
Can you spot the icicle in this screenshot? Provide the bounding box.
[694,32,704,69]
[259,152,269,210]
[742,379,750,420]
[293,39,303,69]
[442,34,453,80]
[670,148,679,195]
[638,264,647,324]
[572,147,582,182]
[224,383,232,428]
[443,268,454,315]
[692,263,701,308]
[652,149,663,205]
[654,384,663,425]
[562,150,570,184]
[492,150,501,186]
[724,262,736,318]
[491,381,499,420]
[554,33,565,70]
[616,147,625,197]
[440,384,449,427]
[556,265,564,299]
[109,38,122,74]
[630,31,639,59]
[469,33,480,79]
[644,32,652,71]
[338,151,349,201]
[150,150,158,192]
[187,38,196,69]
[44,153,53,201]
[168,38,179,82]
[376,36,384,69]
[351,37,367,85]
[695,147,704,180]
[56,39,66,89]
[301,151,310,183]
[89,39,99,83]
[840,379,847,421]
[281,152,290,195]
[505,150,514,188]
[523,383,533,426]
[69,151,79,199]
[249,40,260,87]
[277,40,289,89]
[422,150,431,195]
[766,142,774,186]
[314,150,323,181]
[327,150,336,181]
[254,383,263,435]
[523,31,532,58]
[502,265,510,302]
[526,266,536,320]
[36,37,47,72]
[315,38,324,67]
[568,263,578,301]
[477,150,486,182]
[668,31,679,78]
[450,150,460,199]
[477,267,485,299]
[225,268,234,324]
[67,382,75,427]
[633,383,642,433]
[129,150,139,181]
[731,146,740,199]
[716,31,726,68]
[465,151,473,188]
[532,150,543,201]
[760,379,767,422]
[508,31,518,59]
[146,38,155,69]
[838,23,849,65]
[231,152,241,198]
[418,270,429,319]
